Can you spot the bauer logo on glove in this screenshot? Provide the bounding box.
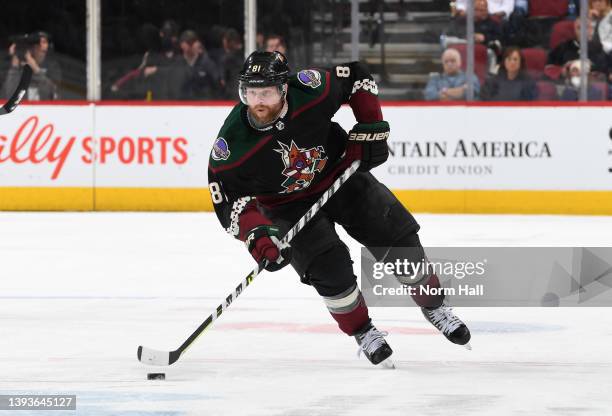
[346,121,390,172]
[348,131,390,142]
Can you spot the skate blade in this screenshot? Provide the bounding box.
[462,342,472,351]
[379,358,396,369]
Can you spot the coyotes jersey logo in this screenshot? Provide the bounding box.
[274,141,328,194]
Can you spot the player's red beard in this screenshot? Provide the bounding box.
[249,101,284,125]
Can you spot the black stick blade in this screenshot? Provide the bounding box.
[0,64,33,115]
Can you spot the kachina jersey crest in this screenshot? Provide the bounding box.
[274,141,328,194]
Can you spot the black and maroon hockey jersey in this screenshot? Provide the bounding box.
[208,62,383,242]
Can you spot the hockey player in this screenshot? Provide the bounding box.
[208,51,471,366]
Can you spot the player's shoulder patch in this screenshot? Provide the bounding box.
[290,68,328,95]
[211,137,231,161]
[296,69,322,89]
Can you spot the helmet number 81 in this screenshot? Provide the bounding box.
[250,64,261,72]
[336,66,350,78]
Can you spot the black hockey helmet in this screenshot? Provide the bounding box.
[238,51,289,104]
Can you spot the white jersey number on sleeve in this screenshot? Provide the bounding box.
[336,66,351,78]
[209,182,224,204]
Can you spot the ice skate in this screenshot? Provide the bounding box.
[422,301,472,349]
[354,323,394,367]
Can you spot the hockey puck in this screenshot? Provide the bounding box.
[147,373,165,380]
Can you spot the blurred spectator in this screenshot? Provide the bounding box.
[172,30,222,99]
[590,0,611,20]
[473,0,503,46]
[515,0,529,14]
[142,20,181,81]
[160,20,181,55]
[220,28,244,100]
[2,31,61,100]
[505,1,571,48]
[138,19,182,100]
[424,48,480,100]
[110,20,182,100]
[265,34,287,55]
[447,0,502,73]
[207,25,229,67]
[110,23,160,98]
[481,47,538,100]
[448,0,502,49]
[256,32,266,51]
[548,19,608,74]
[590,0,612,56]
[453,0,514,20]
[559,59,605,100]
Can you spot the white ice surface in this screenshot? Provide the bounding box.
[1,213,612,416]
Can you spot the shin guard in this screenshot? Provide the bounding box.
[323,284,370,336]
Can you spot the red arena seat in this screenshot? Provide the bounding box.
[536,81,558,100]
[591,82,608,101]
[544,64,564,80]
[522,48,548,79]
[530,0,569,18]
[549,20,576,50]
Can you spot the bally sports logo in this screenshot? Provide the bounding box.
[0,116,188,180]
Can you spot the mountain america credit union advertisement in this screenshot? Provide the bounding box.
[334,106,612,191]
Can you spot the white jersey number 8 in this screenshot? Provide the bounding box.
[209,182,223,204]
[336,66,350,78]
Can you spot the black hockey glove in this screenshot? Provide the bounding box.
[245,225,292,272]
[346,121,390,172]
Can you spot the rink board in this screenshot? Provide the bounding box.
[0,102,611,213]
[5,188,612,214]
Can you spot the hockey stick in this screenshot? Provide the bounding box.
[137,160,361,366]
[0,64,32,116]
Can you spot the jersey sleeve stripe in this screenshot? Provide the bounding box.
[209,134,274,174]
